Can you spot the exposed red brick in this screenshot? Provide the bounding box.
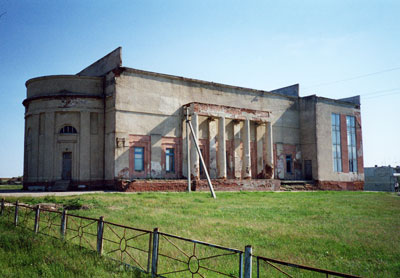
[316,180,364,191]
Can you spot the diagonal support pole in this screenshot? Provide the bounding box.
[187,119,216,199]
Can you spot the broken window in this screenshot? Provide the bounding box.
[60,125,77,134]
[165,148,175,173]
[331,113,342,172]
[346,116,357,172]
[286,155,292,174]
[134,147,144,171]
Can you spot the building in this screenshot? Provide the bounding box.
[23,47,364,191]
[364,166,399,192]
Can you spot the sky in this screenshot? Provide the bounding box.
[0,0,399,177]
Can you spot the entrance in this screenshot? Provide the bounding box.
[62,152,72,180]
[304,160,312,180]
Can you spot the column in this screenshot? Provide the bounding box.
[265,121,274,178]
[208,118,217,178]
[190,113,199,179]
[233,121,241,178]
[256,123,265,177]
[79,111,91,181]
[44,112,55,181]
[243,119,251,179]
[217,117,227,179]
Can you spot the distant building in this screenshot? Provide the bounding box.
[364,166,399,192]
[22,47,364,191]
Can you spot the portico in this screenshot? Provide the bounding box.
[183,102,274,181]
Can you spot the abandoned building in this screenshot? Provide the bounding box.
[23,47,364,191]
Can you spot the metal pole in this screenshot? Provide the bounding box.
[97,216,104,255]
[186,108,191,192]
[244,245,252,278]
[14,200,19,226]
[151,228,159,277]
[239,252,244,278]
[187,119,216,199]
[34,205,40,233]
[60,209,67,240]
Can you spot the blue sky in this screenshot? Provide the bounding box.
[0,0,399,177]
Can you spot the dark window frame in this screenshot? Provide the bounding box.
[60,125,77,134]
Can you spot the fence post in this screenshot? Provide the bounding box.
[151,228,159,277]
[244,245,252,278]
[97,216,104,255]
[14,200,19,226]
[34,205,40,233]
[0,198,4,216]
[60,209,67,240]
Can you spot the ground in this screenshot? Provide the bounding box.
[0,191,399,277]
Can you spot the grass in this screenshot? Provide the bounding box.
[1,191,400,277]
[0,184,23,190]
[0,221,146,277]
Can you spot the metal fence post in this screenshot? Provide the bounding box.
[14,200,19,226]
[151,228,159,277]
[0,198,4,216]
[34,205,40,233]
[60,209,67,239]
[97,216,104,255]
[244,245,252,278]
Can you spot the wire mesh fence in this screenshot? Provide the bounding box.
[0,198,361,278]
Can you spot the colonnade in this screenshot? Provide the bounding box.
[187,112,274,180]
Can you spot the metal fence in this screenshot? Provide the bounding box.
[0,198,361,278]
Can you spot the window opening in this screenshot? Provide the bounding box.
[286,155,292,174]
[134,147,144,171]
[346,116,357,172]
[331,113,342,172]
[60,126,77,134]
[165,148,175,173]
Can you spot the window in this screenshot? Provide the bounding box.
[331,113,342,172]
[165,148,175,173]
[346,116,357,172]
[134,147,144,171]
[286,155,292,174]
[60,126,77,134]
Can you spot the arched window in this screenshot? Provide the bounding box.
[60,126,77,134]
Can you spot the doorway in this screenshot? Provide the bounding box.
[62,152,72,180]
[304,160,312,180]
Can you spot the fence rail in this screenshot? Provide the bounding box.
[0,198,361,278]
[256,256,361,278]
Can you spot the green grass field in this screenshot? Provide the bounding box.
[0,220,146,277]
[0,184,23,190]
[1,191,399,277]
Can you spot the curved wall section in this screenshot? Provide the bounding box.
[23,75,105,190]
[26,75,103,99]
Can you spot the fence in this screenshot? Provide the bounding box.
[0,198,360,278]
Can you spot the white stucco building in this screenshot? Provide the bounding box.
[23,48,364,191]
